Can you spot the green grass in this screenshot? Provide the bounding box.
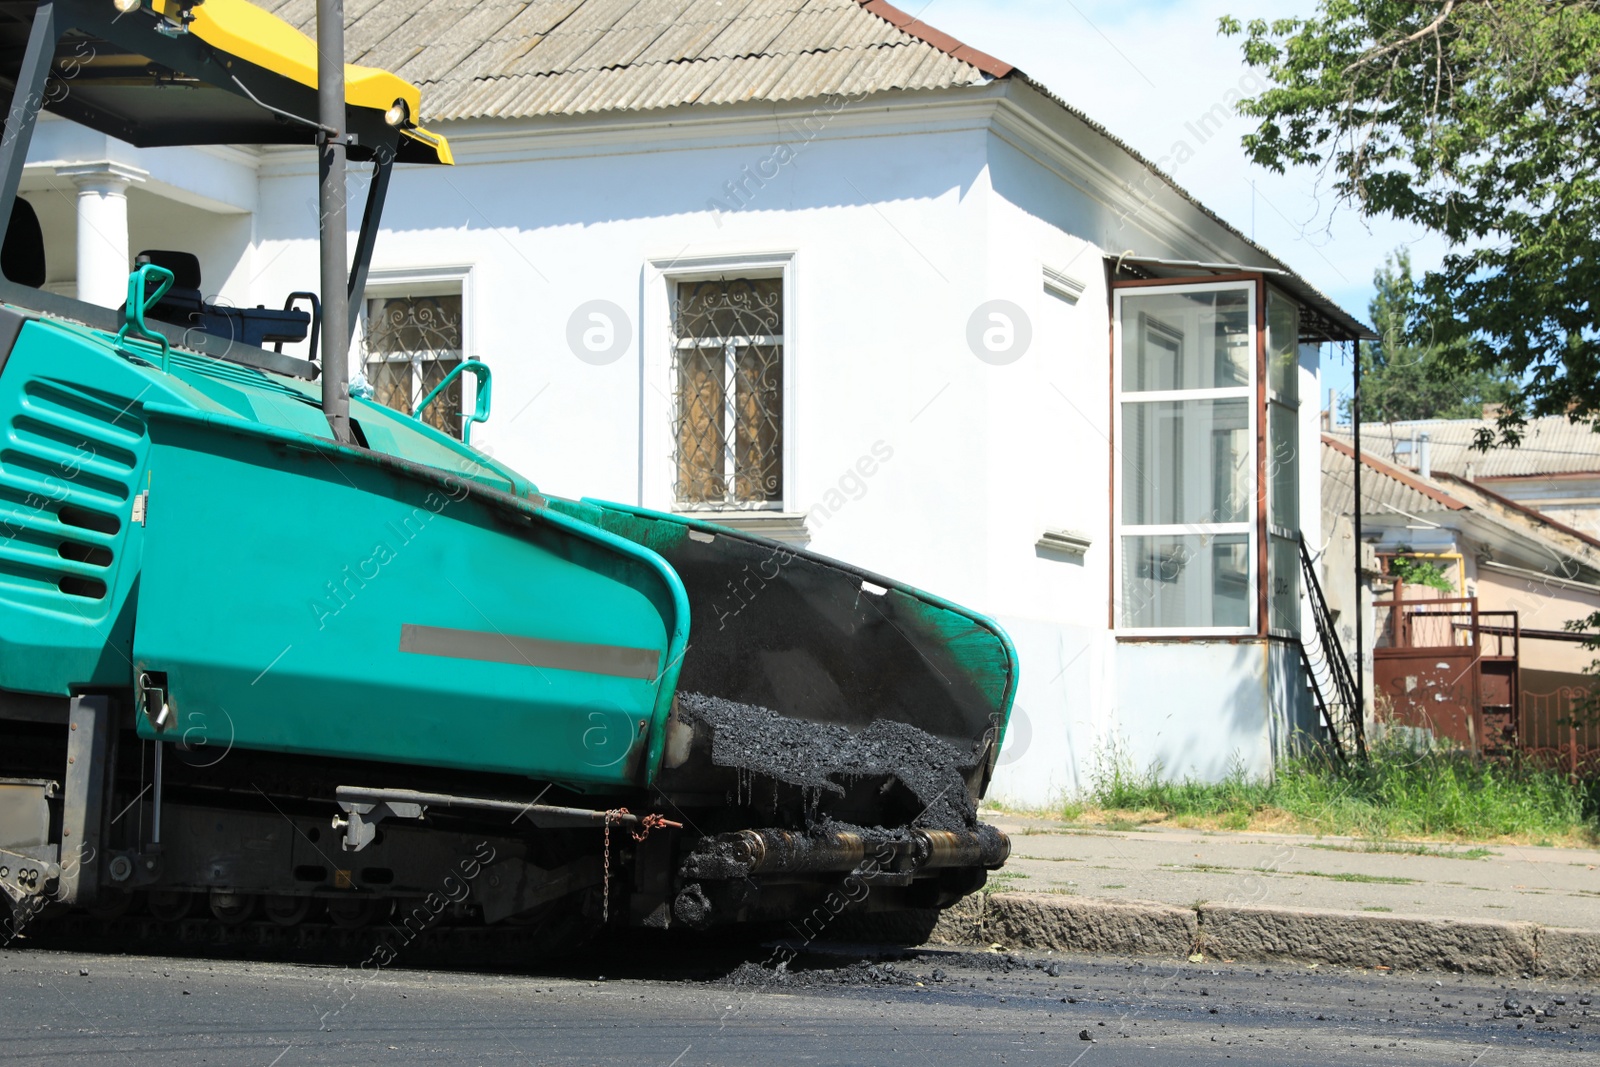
[1163,862,1415,885]
[1299,870,1416,885]
[1043,738,1600,847]
[983,870,1030,895]
[1304,841,1495,860]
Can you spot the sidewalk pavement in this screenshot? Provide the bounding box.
[932,815,1600,977]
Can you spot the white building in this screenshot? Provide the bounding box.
[19,0,1370,805]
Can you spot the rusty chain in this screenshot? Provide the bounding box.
[601,809,672,924]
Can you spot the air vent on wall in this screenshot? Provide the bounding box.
[1043,266,1086,304]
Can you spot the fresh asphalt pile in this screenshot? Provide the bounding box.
[676,693,980,831]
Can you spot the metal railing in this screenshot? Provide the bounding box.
[1299,536,1367,761]
[1372,596,1525,757]
[1518,685,1600,779]
[1373,597,1518,658]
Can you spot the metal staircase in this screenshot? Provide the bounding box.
[1299,536,1368,761]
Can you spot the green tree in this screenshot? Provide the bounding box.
[1386,544,1454,591]
[1353,248,1516,422]
[1220,2,1600,446]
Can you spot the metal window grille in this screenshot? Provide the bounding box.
[671,278,783,509]
[363,294,464,439]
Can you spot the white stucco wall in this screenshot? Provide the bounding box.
[1113,641,1272,782]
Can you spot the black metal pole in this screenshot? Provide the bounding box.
[346,155,392,340]
[317,0,351,444]
[0,3,59,255]
[1352,338,1364,735]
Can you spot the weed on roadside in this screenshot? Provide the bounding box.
[990,737,1600,847]
[1304,841,1495,860]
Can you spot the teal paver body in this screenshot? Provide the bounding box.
[0,310,1015,789]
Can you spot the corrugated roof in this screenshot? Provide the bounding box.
[261,0,1367,338]
[1321,435,1465,521]
[1321,436,1600,574]
[262,0,993,120]
[1331,416,1600,480]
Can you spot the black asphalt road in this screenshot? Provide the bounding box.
[1,937,1595,1065]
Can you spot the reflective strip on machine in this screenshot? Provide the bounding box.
[399,623,661,681]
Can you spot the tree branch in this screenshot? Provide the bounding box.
[1343,0,1459,75]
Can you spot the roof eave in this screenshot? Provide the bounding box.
[999,74,1372,342]
[1114,255,1375,343]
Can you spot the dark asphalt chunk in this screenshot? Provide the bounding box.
[677,693,979,830]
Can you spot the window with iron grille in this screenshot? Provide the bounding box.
[362,293,464,439]
[671,278,784,509]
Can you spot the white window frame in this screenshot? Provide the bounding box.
[642,251,797,515]
[1265,286,1302,639]
[1113,280,1258,638]
[356,265,476,434]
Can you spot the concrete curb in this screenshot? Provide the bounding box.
[932,892,1600,979]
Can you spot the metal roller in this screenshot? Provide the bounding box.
[911,828,1011,870]
[696,826,1009,879]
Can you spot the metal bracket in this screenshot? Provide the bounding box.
[138,673,169,730]
[0,845,61,903]
[155,1,200,37]
[332,799,424,852]
[58,696,111,906]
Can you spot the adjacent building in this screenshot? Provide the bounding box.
[1342,414,1600,540]
[1321,436,1600,771]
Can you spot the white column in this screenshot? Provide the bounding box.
[56,162,147,308]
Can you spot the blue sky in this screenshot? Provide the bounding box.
[918,0,1448,408]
